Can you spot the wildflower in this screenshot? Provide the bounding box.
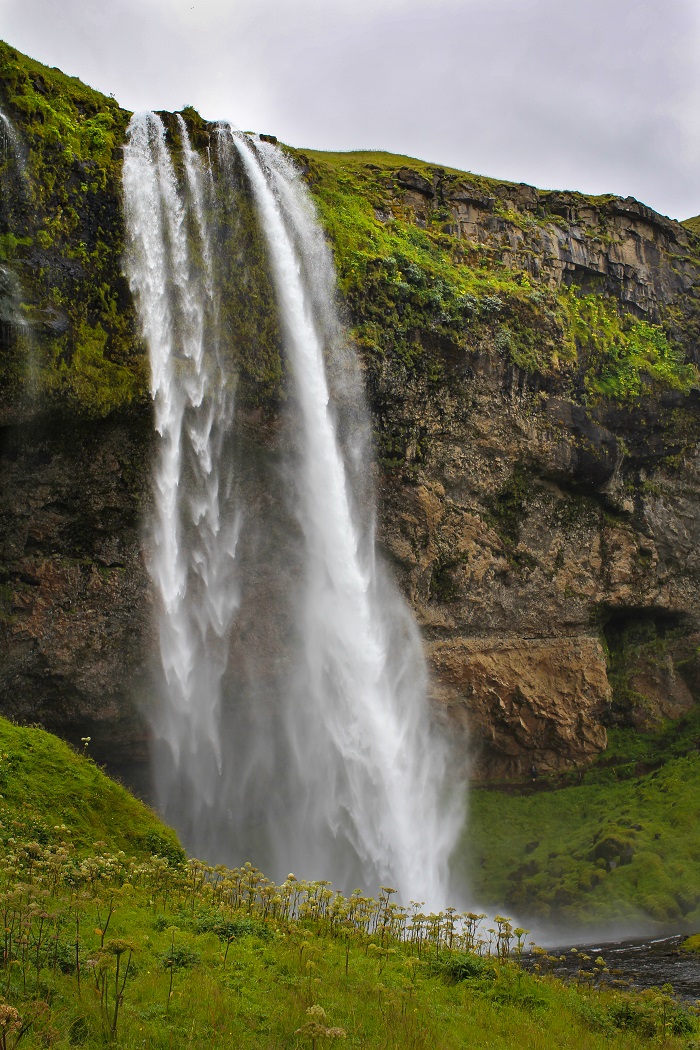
[0,1004,21,1041]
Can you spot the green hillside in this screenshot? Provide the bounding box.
[681,214,700,236]
[465,705,700,928]
[0,715,695,1048]
[0,717,181,859]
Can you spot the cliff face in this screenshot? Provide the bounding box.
[376,358,700,777]
[2,43,700,785]
[302,150,700,778]
[0,413,153,783]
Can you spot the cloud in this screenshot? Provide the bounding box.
[3,0,700,217]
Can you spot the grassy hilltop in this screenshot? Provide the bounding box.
[1,39,698,423]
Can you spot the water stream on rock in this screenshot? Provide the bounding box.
[124,115,462,908]
[0,107,32,389]
[123,112,241,843]
[0,107,25,171]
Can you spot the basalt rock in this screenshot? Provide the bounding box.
[0,412,153,791]
[2,44,700,788]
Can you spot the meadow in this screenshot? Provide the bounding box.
[0,719,698,1048]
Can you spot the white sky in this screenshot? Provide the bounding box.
[2,0,700,219]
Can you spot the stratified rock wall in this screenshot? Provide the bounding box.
[374,347,700,776]
[2,44,700,784]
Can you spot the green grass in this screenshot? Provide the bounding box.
[0,839,694,1049]
[0,717,182,859]
[681,215,700,236]
[289,146,698,416]
[0,714,696,1048]
[466,747,700,928]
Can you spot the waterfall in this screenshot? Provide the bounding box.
[0,107,31,385]
[124,115,462,908]
[232,134,462,906]
[123,113,241,845]
[0,107,25,171]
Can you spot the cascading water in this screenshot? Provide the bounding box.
[0,106,25,171]
[232,134,462,905]
[0,107,31,389]
[123,113,241,847]
[124,115,463,908]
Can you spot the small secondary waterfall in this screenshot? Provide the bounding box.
[123,113,241,840]
[124,115,462,908]
[0,108,31,387]
[0,107,25,171]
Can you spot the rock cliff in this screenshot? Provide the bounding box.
[2,42,700,785]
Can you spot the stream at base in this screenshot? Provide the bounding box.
[528,935,700,1001]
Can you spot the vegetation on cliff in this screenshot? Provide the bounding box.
[467,697,700,928]
[0,40,145,419]
[0,715,696,1049]
[5,40,700,989]
[2,39,699,427]
[292,149,698,457]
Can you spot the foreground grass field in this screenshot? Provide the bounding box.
[0,717,698,1048]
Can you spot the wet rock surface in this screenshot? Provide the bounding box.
[0,412,153,786]
[2,85,700,783]
[531,935,700,1002]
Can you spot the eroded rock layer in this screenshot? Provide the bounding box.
[2,42,700,784]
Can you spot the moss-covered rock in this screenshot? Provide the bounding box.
[0,39,144,420]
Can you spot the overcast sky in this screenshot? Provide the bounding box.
[2,0,700,220]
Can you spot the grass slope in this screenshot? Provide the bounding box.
[0,717,182,859]
[466,705,700,929]
[682,215,700,236]
[0,714,697,1048]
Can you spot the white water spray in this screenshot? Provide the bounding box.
[123,113,241,843]
[124,116,463,908]
[231,133,462,907]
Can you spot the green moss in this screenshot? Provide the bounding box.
[0,581,15,623]
[598,612,693,731]
[41,319,146,416]
[0,715,181,857]
[465,752,700,926]
[207,144,285,408]
[293,149,564,382]
[286,148,698,438]
[559,287,697,402]
[486,464,529,544]
[482,464,537,570]
[0,39,143,418]
[466,651,700,928]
